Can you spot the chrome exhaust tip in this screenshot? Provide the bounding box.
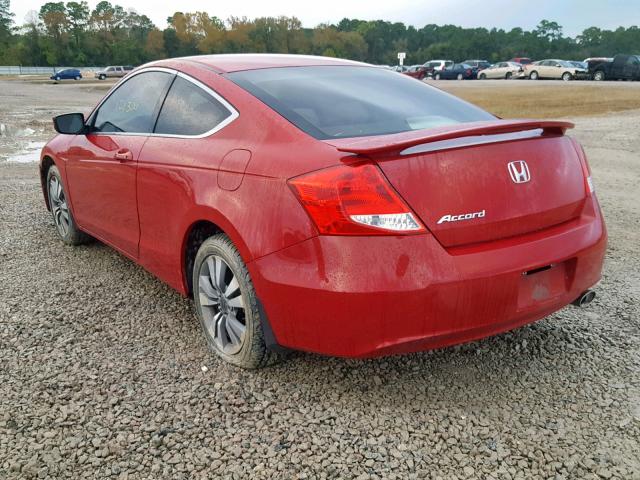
[572,289,596,307]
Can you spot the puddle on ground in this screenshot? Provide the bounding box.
[5,141,46,163]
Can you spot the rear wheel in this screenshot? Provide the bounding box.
[529,71,539,80]
[193,234,279,369]
[456,73,463,80]
[562,72,573,81]
[46,166,89,245]
[593,70,605,81]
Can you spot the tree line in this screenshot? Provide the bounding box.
[0,0,639,67]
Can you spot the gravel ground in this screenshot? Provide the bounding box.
[0,80,639,479]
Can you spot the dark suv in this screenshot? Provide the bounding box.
[590,54,640,81]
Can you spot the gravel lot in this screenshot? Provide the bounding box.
[1,79,639,479]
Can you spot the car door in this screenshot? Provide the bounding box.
[623,56,639,79]
[135,73,239,287]
[538,61,552,78]
[65,69,174,258]
[493,63,507,78]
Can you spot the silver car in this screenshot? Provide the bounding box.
[478,62,525,80]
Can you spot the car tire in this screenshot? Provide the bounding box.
[479,73,486,80]
[435,73,441,80]
[193,234,281,369]
[46,165,90,246]
[529,71,539,80]
[456,73,463,80]
[99,74,106,80]
[593,71,605,81]
[75,76,80,80]
[562,72,573,81]
[505,72,512,79]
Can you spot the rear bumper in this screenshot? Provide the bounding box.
[249,198,606,358]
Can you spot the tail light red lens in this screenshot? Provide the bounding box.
[288,163,427,235]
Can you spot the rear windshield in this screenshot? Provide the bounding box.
[227,66,494,140]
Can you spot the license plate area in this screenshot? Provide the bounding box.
[517,261,570,311]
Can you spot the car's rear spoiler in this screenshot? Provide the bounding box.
[326,120,574,156]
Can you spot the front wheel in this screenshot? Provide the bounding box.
[593,71,605,81]
[46,166,89,245]
[434,73,441,80]
[505,72,512,79]
[562,72,573,81]
[75,76,80,80]
[479,73,486,80]
[456,73,463,80]
[99,74,106,80]
[193,234,279,369]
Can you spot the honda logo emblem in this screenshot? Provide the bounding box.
[507,161,531,184]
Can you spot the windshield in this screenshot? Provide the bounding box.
[227,66,494,140]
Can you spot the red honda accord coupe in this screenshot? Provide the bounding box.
[40,54,606,368]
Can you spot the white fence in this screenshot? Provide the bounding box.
[0,66,102,75]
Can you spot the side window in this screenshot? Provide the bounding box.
[154,76,233,136]
[93,71,173,133]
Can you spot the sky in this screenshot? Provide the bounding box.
[9,0,640,36]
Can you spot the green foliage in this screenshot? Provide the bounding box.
[2,4,640,67]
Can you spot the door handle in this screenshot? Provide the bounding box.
[114,149,133,162]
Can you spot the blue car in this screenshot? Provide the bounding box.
[50,68,82,82]
[433,63,477,80]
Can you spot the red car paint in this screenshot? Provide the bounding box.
[40,55,606,358]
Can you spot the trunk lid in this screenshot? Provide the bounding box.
[327,120,587,247]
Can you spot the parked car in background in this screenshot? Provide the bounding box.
[510,57,533,65]
[423,60,454,77]
[95,65,134,80]
[464,59,492,70]
[525,60,587,81]
[50,68,82,82]
[389,65,408,73]
[433,63,477,80]
[590,54,640,81]
[569,61,590,79]
[403,64,428,80]
[478,61,525,79]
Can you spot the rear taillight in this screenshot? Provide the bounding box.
[571,138,595,195]
[288,163,426,235]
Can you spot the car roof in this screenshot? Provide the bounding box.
[160,54,369,73]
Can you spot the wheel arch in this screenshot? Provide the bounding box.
[40,155,56,211]
[181,215,252,297]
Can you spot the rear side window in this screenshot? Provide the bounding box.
[154,76,233,136]
[228,66,493,140]
[92,71,172,133]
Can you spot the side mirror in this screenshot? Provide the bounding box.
[556,64,562,68]
[53,113,86,134]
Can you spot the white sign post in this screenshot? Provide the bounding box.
[397,52,406,66]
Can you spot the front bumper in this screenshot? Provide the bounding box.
[249,198,606,358]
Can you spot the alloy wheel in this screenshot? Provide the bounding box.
[49,176,70,237]
[198,255,247,355]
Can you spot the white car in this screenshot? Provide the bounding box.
[525,60,588,81]
[478,62,525,80]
